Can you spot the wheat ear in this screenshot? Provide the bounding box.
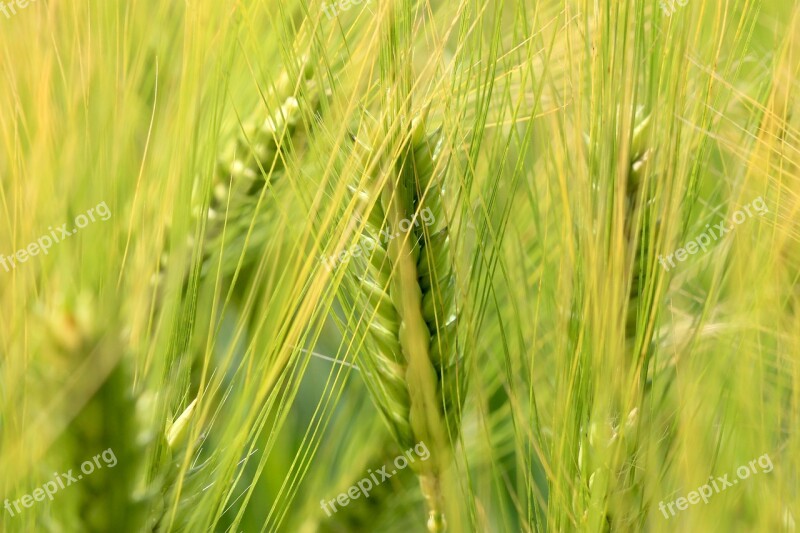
[340,115,464,532]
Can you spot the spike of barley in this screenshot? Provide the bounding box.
[42,293,152,533]
[41,292,211,533]
[154,58,324,302]
[152,396,209,533]
[339,115,464,532]
[582,107,654,531]
[200,70,324,279]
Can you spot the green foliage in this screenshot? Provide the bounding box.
[1,1,799,532]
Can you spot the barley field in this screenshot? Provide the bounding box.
[1,0,798,531]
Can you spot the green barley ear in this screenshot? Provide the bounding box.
[152,58,327,404]
[339,115,464,532]
[41,293,151,533]
[154,57,324,297]
[195,58,323,279]
[165,398,197,450]
[150,397,209,533]
[626,108,656,345]
[579,408,640,532]
[581,107,654,531]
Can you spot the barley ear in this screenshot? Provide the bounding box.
[149,396,210,533]
[156,58,323,298]
[198,64,322,279]
[582,107,654,530]
[340,115,464,532]
[41,293,151,532]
